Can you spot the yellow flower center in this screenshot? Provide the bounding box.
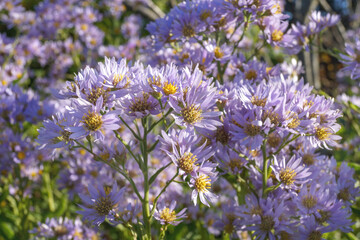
[163,82,177,95]
[279,167,296,185]
[315,127,331,141]
[83,112,103,131]
[251,96,267,107]
[160,208,177,223]
[272,4,282,14]
[87,87,109,106]
[17,151,26,160]
[272,30,284,42]
[181,104,203,124]
[80,24,88,31]
[195,174,211,192]
[287,112,300,129]
[178,152,197,174]
[214,47,224,59]
[113,73,124,86]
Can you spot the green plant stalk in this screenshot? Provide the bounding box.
[261,140,268,197]
[141,117,151,238]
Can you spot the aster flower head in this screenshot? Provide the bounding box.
[69,96,120,141]
[161,128,215,176]
[340,38,360,80]
[98,57,131,92]
[189,172,218,207]
[271,155,311,190]
[78,183,125,226]
[121,91,161,118]
[169,67,222,131]
[153,200,187,226]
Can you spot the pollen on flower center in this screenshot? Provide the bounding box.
[287,112,300,129]
[259,215,275,231]
[113,73,123,86]
[244,123,261,136]
[83,112,103,131]
[272,30,284,42]
[214,47,224,59]
[195,174,211,192]
[94,196,113,215]
[308,230,322,240]
[87,87,109,106]
[279,167,297,185]
[251,96,267,107]
[245,69,257,80]
[181,104,203,124]
[178,152,197,173]
[163,82,177,95]
[302,195,317,209]
[315,127,331,141]
[160,208,177,223]
[182,25,195,38]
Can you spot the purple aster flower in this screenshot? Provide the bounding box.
[295,215,327,240]
[241,196,294,240]
[308,11,340,34]
[121,91,161,118]
[153,200,187,226]
[37,111,77,151]
[230,107,266,149]
[339,38,360,80]
[98,57,131,93]
[169,67,222,131]
[69,96,120,141]
[189,172,218,207]
[161,128,214,176]
[271,155,311,190]
[78,183,125,226]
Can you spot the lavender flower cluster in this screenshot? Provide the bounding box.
[1,0,360,239]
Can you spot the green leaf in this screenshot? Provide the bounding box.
[0,221,15,240]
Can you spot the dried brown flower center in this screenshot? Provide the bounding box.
[245,69,257,80]
[259,215,275,231]
[244,124,261,136]
[94,196,113,215]
[182,25,195,37]
[302,195,317,209]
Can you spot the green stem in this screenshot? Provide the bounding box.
[261,140,268,197]
[150,168,179,219]
[141,118,151,238]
